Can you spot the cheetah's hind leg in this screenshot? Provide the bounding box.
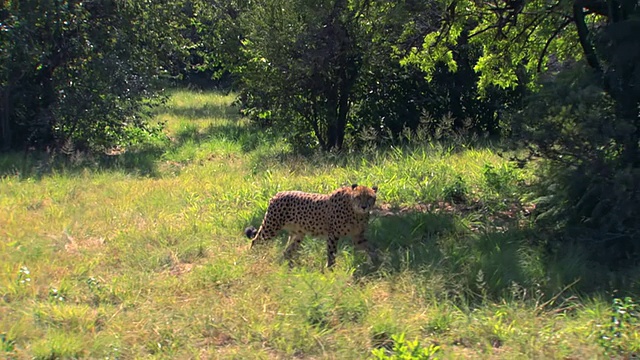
[283,233,304,268]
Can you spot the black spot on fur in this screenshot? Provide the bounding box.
[244,226,258,239]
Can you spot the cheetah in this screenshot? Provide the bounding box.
[245,184,378,268]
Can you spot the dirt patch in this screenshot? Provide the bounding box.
[64,233,106,254]
[169,263,194,276]
[165,251,194,276]
[373,200,536,232]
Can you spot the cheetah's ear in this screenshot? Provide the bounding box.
[372,185,378,193]
[351,183,358,190]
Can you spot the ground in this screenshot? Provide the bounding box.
[0,90,637,359]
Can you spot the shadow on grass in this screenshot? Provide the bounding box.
[242,194,637,303]
[0,94,260,179]
[242,203,555,302]
[353,207,638,302]
[173,120,263,151]
[0,146,166,179]
[243,138,508,178]
[166,102,242,122]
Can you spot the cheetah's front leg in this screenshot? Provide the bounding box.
[353,233,376,264]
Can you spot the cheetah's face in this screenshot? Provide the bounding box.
[350,185,378,214]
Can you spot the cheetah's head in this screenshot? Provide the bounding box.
[350,184,378,214]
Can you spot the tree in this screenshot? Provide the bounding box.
[353,1,522,140]
[402,0,640,162]
[237,0,523,151]
[403,0,640,264]
[238,0,372,151]
[169,0,246,89]
[0,0,192,151]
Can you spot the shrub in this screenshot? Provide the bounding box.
[0,0,189,151]
[371,333,441,360]
[510,65,640,267]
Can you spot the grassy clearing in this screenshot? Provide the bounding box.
[1,89,638,359]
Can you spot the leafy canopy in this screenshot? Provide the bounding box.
[401,0,591,93]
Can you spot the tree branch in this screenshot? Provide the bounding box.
[537,18,574,72]
[573,2,602,72]
[468,23,501,39]
[511,12,547,42]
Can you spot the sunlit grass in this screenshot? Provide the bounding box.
[0,89,637,358]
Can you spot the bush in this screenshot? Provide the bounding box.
[0,0,190,152]
[510,65,640,267]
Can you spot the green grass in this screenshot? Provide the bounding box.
[1,89,638,359]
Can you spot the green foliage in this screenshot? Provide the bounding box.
[237,0,370,151]
[371,333,441,360]
[400,0,581,92]
[236,0,517,152]
[350,2,511,146]
[598,297,640,356]
[482,163,521,197]
[424,311,453,335]
[31,331,86,359]
[0,0,193,151]
[442,175,467,203]
[404,0,639,267]
[511,65,640,266]
[171,0,246,88]
[0,333,15,353]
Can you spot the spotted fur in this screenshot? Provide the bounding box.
[246,184,378,268]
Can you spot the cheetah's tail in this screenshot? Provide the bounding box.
[244,226,258,239]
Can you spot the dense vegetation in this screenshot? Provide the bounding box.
[1,0,639,358]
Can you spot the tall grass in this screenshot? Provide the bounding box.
[0,89,637,358]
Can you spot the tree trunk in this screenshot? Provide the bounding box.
[573,2,602,73]
[335,56,358,150]
[310,101,327,150]
[616,94,640,167]
[0,85,10,150]
[335,90,348,150]
[325,86,339,151]
[331,7,359,151]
